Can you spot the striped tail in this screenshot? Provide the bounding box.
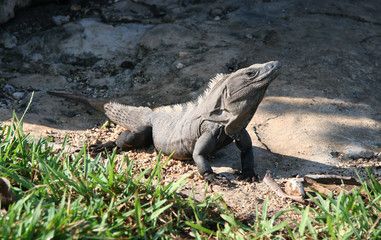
[104,102,152,130]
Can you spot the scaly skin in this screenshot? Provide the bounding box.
[51,61,282,184]
[103,61,281,183]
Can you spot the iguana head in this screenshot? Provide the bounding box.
[223,61,281,139]
[225,61,281,103]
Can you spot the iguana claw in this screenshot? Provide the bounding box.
[89,141,117,153]
[236,171,259,183]
[203,172,231,185]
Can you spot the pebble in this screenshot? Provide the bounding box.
[178,51,188,57]
[0,32,17,49]
[245,33,253,39]
[284,178,305,197]
[344,148,374,159]
[0,98,9,106]
[65,111,77,118]
[175,62,185,69]
[209,8,223,17]
[120,60,135,69]
[3,84,15,92]
[12,92,24,100]
[52,15,70,26]
[31,53,43,62]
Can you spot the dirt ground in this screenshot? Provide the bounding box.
[1,0,380,220]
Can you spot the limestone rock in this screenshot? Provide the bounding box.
[0,0,32,23]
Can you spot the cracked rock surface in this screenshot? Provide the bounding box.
[0,0,380,217]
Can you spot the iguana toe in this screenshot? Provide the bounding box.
[203,172,231,185]
[237,171,259,183]
[89,141,117,153]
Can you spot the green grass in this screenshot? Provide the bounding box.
[0,112,380,239]
[289,171,381,239]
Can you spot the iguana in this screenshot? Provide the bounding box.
[49,61,281,183]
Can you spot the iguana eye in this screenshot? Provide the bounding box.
[246,71,257,77]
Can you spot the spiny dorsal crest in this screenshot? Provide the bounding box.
[157,73,226,112]
[105,102,152,129]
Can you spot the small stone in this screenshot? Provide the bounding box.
[330,151,340,158]
[175,62,185,69]
[284,178,305,198]
[263,30,279,45]
[12,92,24,100]
[0,98,8,105]
[352,91,359,99]
[31,53,43,62]
[65,111,77,118]
[70,4,81,11]
[209,8,223,17]
[0,32,17,49]
[179,51,188,57]
[344,146,374,160]
[52,15,70,26]
[120,60,135,69]
[3,84,15,92]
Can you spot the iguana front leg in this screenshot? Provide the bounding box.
[91,125,153,152]
[115,125,153,150]
[235,130,258,182]
[193,127,230,185]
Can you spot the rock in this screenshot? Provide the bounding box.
[0,98,9,106]
[178,51,188,57]
[101,1,153,23]
[52,15,70,26]
[120,60,135,69]
[0,177,17,209]
[3,84,16,93]
[0,32,17,49]
[139,24,201,50]
[284,178,305,197]
[344,146,374,160]
[263,30,279,45]
[209,8,223,18]
[175,62,185,69]
[59,18,153,60]
[65,111,77,118]
[12,92,25,100]
[89,77,115,89]
[7,75,68,90]
[30,53,43,62]
[0,0,32,24]
[330,151,340,158]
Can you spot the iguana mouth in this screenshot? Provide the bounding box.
[253,61,281,83]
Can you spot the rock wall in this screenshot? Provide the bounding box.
[0,0,32,23]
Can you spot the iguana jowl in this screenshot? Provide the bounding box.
[98,61,281,183]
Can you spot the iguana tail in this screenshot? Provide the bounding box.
[104,102,152,130]
[47,91,107,113]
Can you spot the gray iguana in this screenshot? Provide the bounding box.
[49,61,281,183]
